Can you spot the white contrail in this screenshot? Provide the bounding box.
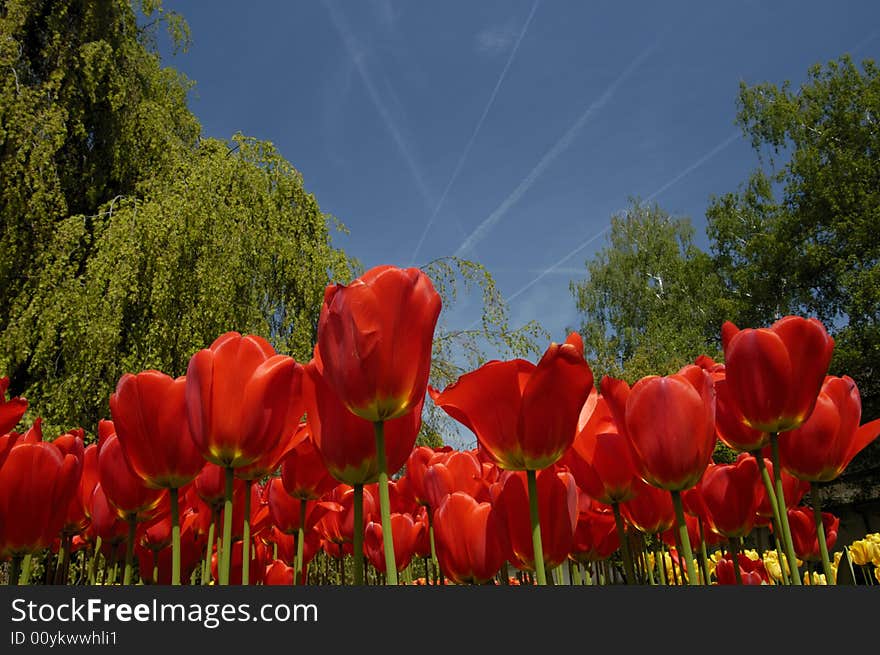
[322,0,433,207]
[410,0,541,265]
[467,130,743,327]
[453,38,661,258]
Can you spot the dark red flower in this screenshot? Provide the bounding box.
[786,506,839,562]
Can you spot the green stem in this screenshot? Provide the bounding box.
[770,434,802,584]
[295,498,307,586]
[526,469,547,585]
[670,491,699,585]
[219,467,234,586]
[811,485,834,583]
[152,550,159,585]
[654,538,666,586]
[373,421,398,585]
[572,560,583,585]
[202,510,216,585]
[353,483,364,585]
[754,451,791,584]
[698,520,712,585]
[88,538,101,586]
[20,553,32,586]
[242,479,252,585]
[123,515,137,585]
[54,537,67,585]
[612,502,636,585]
[8,555,22,586]
[170,487,181,586]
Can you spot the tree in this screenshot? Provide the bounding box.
[0,1,356,434]
[707,55,880,420]
[570,199,724,385]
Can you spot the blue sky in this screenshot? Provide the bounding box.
[159,0,879,357]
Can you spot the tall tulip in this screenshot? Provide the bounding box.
[315,265,441,586]
[721,316,834,585]
[697,459,761,539]
[431,333,593,584]
[602,365,715,585]
[110,370,205,585]
[787,506,839,567]
[185,331,298,585]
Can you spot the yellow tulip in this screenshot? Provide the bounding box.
[849,541,871,566]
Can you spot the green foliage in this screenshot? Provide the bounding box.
[0,2,354,436]
[708,55,880,419]
[570,199,723,384]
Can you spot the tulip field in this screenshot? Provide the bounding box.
[1,264,879,588]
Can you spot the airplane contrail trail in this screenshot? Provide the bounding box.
[322,0,433,207]
[453,38,661,258]
[410,0,541,266]
[466,129,743,327]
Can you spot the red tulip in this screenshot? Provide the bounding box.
[234,370,307,482]
[316,265,441,423]
[715,553,769,585]
[97,422,166,520]
[786,506,839,562]
[423,449,483,509]
[0,421,82,557]
[405,446,454,506]
[778,375,880,482]
[495,465,579,571]
[264,559,295,585]
[185,331,298,468]
[85,483,130,549]
[110,371,204,489]
[280,427,337,500]
[570,500,620,563]
[304,354,422,484]
[602,365,716,491]
[721,316,834,433]
[661,511,700,551]
[693,458,761,538]
[561,391,641,504]
[316,484,377,546]
[433,492,508,585]
[267,477,341,535]
[0,376,27,436]
[364,513,424,574]
[194,462,237,509]
[620,478,675,535]
[430,333,593,471]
